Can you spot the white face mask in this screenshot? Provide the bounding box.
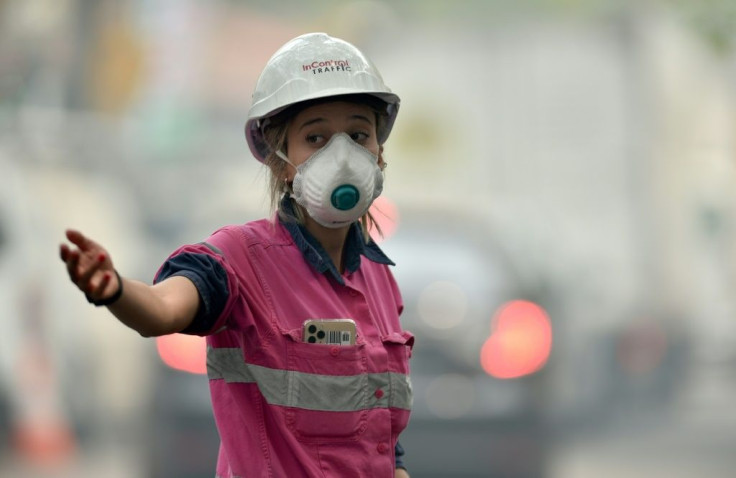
[277,132,383,228]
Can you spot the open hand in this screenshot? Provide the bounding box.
[59,229,120,303]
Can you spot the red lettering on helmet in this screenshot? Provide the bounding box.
[303,59,351,72]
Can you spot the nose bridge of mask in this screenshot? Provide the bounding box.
[331,133,379,169]
[324,132,358,165]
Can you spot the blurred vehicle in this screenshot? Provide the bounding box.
[146,353,219,478]
[383,206,551,478]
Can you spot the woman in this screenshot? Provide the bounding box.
[59,33,413,477]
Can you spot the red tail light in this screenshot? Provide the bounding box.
[480,300,553,379]
[156,334,207,375]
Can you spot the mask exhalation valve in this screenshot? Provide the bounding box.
[331,185,360,211]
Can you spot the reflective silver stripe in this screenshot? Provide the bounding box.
[207,347,412,412]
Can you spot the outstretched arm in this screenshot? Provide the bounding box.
[59,229,199,337]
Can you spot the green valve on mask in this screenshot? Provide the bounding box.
[331,185,360,211]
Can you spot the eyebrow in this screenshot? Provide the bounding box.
[298,117,326,131]
[297,114,374,132]
[351,114,374,126]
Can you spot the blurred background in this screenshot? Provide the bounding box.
[2,0,736,476]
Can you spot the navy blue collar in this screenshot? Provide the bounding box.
[278,196,394,285]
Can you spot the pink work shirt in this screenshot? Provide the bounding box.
[160,217,413,477]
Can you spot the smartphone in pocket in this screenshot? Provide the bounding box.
[303,319,357,345]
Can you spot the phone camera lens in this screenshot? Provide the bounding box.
[308,325,317,333]
[308,336,317,343]
[317,330,326,339]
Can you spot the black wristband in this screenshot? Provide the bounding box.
[86,270,124,307]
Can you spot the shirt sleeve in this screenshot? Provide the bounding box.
[154,241,235,336]
[395,440,407,470]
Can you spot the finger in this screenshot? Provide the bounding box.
[60,244,70,262]
[66,250,80,281]
[65,229,98,252]
[96,251,111,268]
[90,271,112,299]
[77,252,107,287]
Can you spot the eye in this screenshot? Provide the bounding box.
[306,134,325,145]
[350,131,369,143]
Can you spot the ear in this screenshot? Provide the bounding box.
[269,156,295,183]
[284,161,297,182]
[282,168,295,183]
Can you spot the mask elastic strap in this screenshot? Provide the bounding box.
[276,150,296,196]
[276,150,298,170]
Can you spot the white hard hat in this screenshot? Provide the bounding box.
[245,32,400,163]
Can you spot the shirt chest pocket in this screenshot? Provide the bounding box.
[381,330,414,375]
[282,330,369,444]
[380,331,415,437]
